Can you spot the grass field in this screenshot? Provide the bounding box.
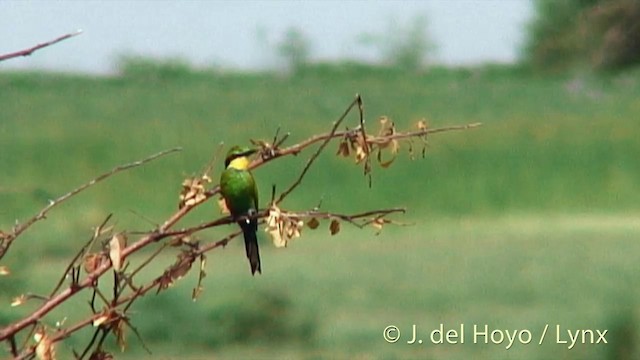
[1,63,639,359]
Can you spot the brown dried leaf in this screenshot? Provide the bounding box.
[83,253,103,273]
[390,139,400,155]
[329,219,341,235]
[171,253,195,280]
[336,139,350,157]
[34,329,56,360]
[286,220,303,240]
[114,318,127,352]
[265,206,284,247]
[376,148,396,169]
[159,252,196,292]
[0,265,9,276]
[89,350,114,360]
[354,145,366,164]
[377,116,396,138]
[307,217,319,229]
[109,233,126,272]
[250,139,274,155]
[264,205,303,247]
[178,176,209,209]
[192,255,207,301]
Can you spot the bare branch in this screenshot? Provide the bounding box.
[275,94,361,204]
[0,147,182,260]
[0,30,83,62]
[1,96,480,357]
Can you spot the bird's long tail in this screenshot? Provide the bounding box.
[240,218,261,275]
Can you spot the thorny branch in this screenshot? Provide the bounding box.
[1,95,480,359]
[0,30,83,63]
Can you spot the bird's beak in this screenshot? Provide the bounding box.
[242,148,259,157]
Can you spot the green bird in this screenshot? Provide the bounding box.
[220,146,261,275]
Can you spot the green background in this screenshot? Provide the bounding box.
[1,64,639,359]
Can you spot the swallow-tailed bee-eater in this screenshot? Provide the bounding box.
[220,146,261,275]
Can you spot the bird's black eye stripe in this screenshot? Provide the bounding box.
[224,149,255,167]
[224,153,242,168]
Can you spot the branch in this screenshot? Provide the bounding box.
[276,94,361,204]
[0,147,182,260]
[0,30,83,62]
[11,204,402,359]
[1,96,480,357]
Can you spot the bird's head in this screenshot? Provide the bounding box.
[224,145,258,170]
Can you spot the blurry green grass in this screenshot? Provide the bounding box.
[1,64,640,358]
[4,216,639,359]
[1,65,639,227]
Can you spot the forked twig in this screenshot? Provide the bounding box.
[275,94,362,204]
[2,96,480,359]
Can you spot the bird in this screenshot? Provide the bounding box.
[219,145,261,275]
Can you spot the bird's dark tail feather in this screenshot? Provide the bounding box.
[240,219,261,275]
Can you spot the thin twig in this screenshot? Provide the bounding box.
[49,214,113,298]
[8,204,397,359]
[0,147,182,260]
[356,96,373,187]
[275,94,362,204]
[0,30,83,62]
[1,96,480,357]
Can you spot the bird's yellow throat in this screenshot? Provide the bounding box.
[227,156,250,170]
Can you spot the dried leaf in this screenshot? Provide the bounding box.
[93,313,110,327]
[264,205,303,247]
[83,253,103,273]
[109,233,126,272]
[34,329,56,360]
[372,218,386,230]
[158,252,196,293]
[354,145,367,164]
[329,219,341,235]
[0,265,9,276]
[265,206,284,247]
[89,350,114,360]
[336,139,350,157]
[192,255,207,301]
[390,139,400,155]
[417,119,428,131]
[377,116,396,140]
[217,197,230,215]
[114,318,127,352]
[11,294,27,307]
[307,217,319,229]
[407,142,415,160]
[178,176,210,209]
[250,138,275,156]
[372,218,389,235]
[376,148,396,169]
